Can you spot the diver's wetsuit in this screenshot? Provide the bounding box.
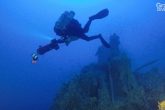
[37,9,110,55]
[55,18,110,47]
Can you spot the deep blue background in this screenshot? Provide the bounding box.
[0,0,165,110]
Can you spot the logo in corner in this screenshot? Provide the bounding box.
[156,2,165,11]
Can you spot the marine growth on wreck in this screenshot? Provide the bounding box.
[51,34,165,110]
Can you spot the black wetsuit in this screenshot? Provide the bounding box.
[55,18,110,47]
[37,9,110,55]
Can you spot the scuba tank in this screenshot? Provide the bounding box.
[54,11,75,35]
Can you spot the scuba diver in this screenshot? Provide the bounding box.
[32,9,111,63]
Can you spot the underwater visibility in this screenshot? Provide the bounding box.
[0,0,165,110]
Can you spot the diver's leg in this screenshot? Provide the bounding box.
[80,34,110,48]
[83,9,109,33]
[80,34,99,41]
[99,35,111,48]
[83,19,92,33]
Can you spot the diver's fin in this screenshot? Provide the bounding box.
[89,8,109,20]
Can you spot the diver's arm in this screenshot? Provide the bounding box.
[37,39,59,55]
[32,39,61,63]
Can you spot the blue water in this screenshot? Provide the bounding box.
[0,0,165,110]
